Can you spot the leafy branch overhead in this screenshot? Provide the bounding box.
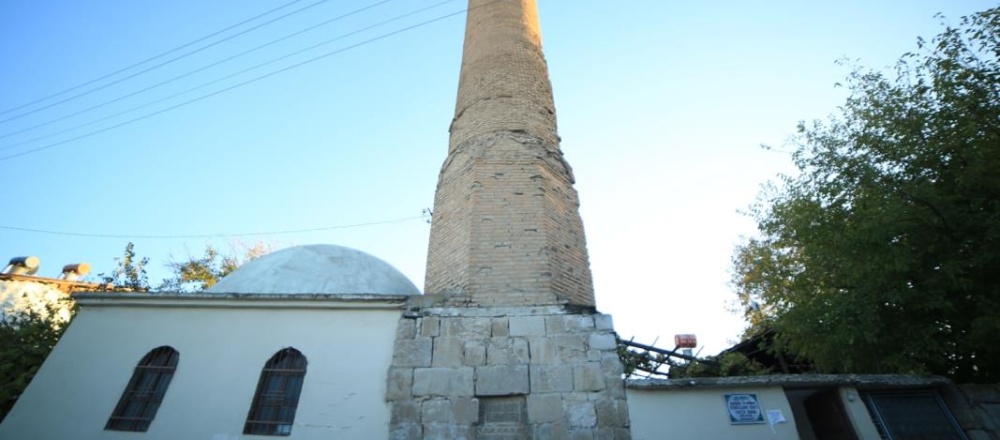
[733,7,1000,382]
[98,242,150,291]
[158,242,271,292]
[617,337,767,379]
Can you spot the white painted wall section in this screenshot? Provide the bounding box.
[627,386,800,440]
[0,296,402,440]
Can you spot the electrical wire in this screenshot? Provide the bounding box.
[0,0,455,144]
[0,215,428,239]
[0,1,458,153]
[0,0,309,118]
[0,3,487,162]
[0,0,345,125]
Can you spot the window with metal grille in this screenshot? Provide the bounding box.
[861,391,968,440]
[105,346,179,432]
[244,348,308,436]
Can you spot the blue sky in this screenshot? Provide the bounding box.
[1,0,994,355]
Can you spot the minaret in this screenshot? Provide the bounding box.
[386,2,630,438]
[424,0,594,307]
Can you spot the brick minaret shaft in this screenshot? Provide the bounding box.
[388,5,630,438]
[425,0,595,307]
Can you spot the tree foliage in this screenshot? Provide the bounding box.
[158,242,270,292]
[0,298,75,422]
[733,8,1000,382]
[669,352,770,379]
[99,242,150,291]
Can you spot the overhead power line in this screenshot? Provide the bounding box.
[0,2,488,162]
[0,215,428,239]
[0,0,344,125]
[0,0,312,118]
[0,0,455,144]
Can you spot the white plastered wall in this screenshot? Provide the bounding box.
[627,386,800,440]
[0,299,401,440]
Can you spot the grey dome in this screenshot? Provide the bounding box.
[207,244,420,295]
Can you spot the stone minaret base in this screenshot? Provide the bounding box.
[386,301,631,439]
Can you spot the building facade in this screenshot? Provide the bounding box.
[5,1,991,439]
[1,292,406,439]
[2,1,632,438]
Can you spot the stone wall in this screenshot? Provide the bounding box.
[386,305,630,439]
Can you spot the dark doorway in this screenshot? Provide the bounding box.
[804,389,859,440]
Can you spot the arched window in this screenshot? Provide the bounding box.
[244,348,308,436]
[106,346,179,432]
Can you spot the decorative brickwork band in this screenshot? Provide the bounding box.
[424,0,595,306]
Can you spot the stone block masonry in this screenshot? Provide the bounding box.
[387,305,631,440]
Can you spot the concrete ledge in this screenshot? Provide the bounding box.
[419,304,568,317]
[73,292,410,309]
[626,374,952,390]
[409,304,610,319]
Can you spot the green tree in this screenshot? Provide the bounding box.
[1,242,149,420]
[158,242,270,292]
[0,299,75,422]
[733,8,1000,382]
[99,242,150,291]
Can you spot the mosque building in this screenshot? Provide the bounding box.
[2,1,629,438]
[2,1,992,439]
